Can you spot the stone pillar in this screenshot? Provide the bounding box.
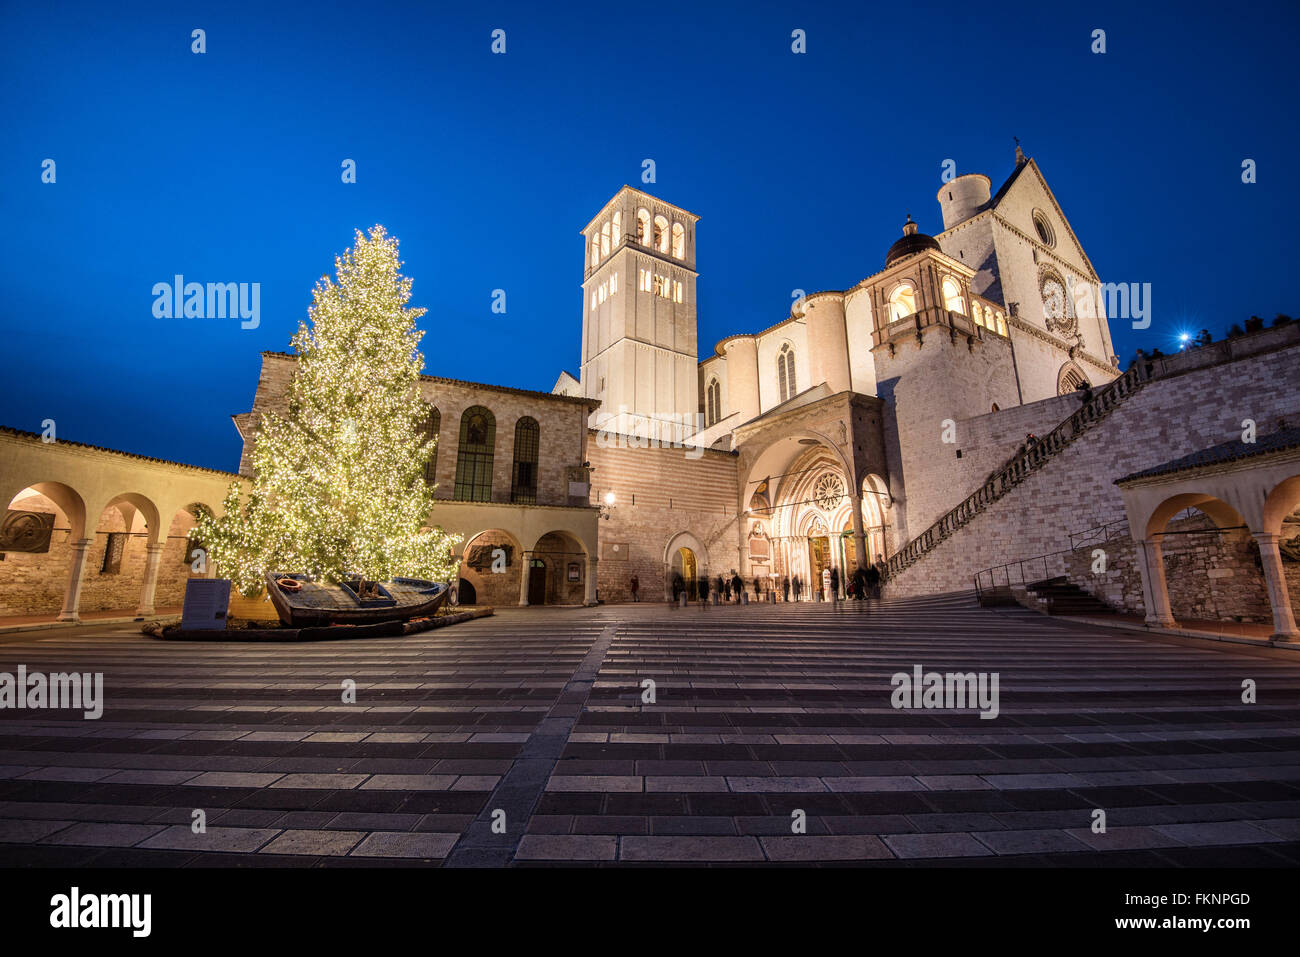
[58,538,92,622]
[850,489,868,572]
[518,551,531,606]
[136,541,166,615]
[1136,536,1175,627]
[584,556,598,606]
[1254,533,1300,641]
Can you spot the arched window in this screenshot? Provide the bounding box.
[611,211,622,245]
[995,311,1006,336]
[637,208,651,245]
[419,406,440,485]
[511,417,540,504]
[942,277,966,315]
[654,214,669,253]
[889,283,917,322]
[1056,362,1090,396]
[590,236,600,269]
[601,221,611,257]
[778,344,797,403]
[706,379,720,426]
[454,406,496,502]
[671,222,685,258]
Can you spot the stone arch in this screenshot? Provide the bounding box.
[663,530,709,601]
[459,527,524,608]
[1057,361,1090,395]
[528,529,589,605]
[1263,474,1300,537]
[1142,492,1248,541]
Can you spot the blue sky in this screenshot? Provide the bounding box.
[2,0,1296,471]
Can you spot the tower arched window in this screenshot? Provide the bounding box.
[590,236,600,269]
[671,222,685,258]
[611,211,622,246]
[654,214,669,253]
[419,406,440,485]
[942,277,966,315]
[889,283,917,322]
[637,208,651,245]
[706,379,720,426]
[510,417,540,504]
[454,406,496,502]
[778,344,797,403]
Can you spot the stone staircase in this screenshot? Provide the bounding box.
[886,362,1153,578]
[1016,577,1117,616]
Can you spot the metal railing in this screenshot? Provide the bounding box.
[886,361,1153,581]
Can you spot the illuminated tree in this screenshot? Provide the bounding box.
[198,226,461,595]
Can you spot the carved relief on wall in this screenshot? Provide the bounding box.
[0,510,54,553]
[813,474,844,512]
[748,521,769,563]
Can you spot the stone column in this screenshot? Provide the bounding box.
[136,541,166,615]
[1137,536,1175,627]
[1254,533,1300,641]
[584,556,599,606]
[518,551,531,606]
[58,538,92,622]
[849,489,868,572]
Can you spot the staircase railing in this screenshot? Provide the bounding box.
[886,362,1153,581]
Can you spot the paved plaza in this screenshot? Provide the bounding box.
[1,594,1299,867]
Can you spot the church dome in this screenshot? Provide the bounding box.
[885,214,940,268]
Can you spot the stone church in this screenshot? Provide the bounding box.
[573,146,1121,602]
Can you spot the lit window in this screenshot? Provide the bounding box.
[610,271,618,294]
[778,344,797,402]
[637,208,651,245]
[601,221,610,257]
[889,283,916,322]
[674,281,683,303]
[942,277,966,315]
[671,222,685,258]
[996,312,1006,335]
[639,268,651,292]
[653,274,667,298]
[611,211,622,245]
[654,214,668,253]
[591,291,597,311]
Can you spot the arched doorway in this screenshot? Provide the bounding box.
[527,558,547,605]
[671,546,698,601]
[458,578,477,606]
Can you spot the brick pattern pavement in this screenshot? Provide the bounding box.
[2,595,1299,866]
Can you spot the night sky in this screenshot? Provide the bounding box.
[3,0,1296,472]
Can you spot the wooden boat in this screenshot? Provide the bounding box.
[266,572,448,628]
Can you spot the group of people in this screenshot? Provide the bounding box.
[662,557,888,605]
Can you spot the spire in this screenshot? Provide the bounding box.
[1013,136,1026,167]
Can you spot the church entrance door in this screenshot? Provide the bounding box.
[809,536,831,590]
[527,558,547,605]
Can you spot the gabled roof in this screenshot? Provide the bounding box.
[1116,427,1300,484]
[989,157,1099,280]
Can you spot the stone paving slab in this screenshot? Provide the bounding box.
[2,598,1299,866]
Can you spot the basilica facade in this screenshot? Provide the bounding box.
[574,148,1121,602]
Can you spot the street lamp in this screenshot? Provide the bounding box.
[600,491,616,521]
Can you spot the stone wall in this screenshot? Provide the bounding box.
[885,329,1300,597]
[1063,513,1295,623]
[587,437,740,603]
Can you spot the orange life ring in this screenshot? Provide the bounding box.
[277,577,303,593]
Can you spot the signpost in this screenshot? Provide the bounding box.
[181,579,232,630]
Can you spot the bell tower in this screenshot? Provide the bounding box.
[579,186,700,441]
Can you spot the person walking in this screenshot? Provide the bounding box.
[865,561,881,600]
[732,571,743,603]
[722,575,731,602]
[630,574,639,603]
[852,566,866,601]
[829,566,840,602]
[782,576,790,602]
[793,575,802,602]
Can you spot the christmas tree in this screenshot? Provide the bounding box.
[198,226,461,595]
